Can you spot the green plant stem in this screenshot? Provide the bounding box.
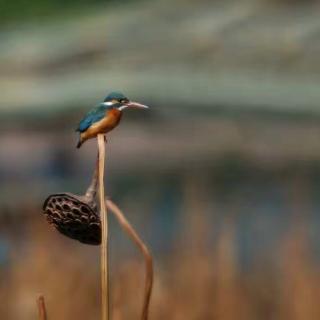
[106,200,153,320]
[98,134,109,320]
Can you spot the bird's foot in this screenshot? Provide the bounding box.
[104,136,108,144]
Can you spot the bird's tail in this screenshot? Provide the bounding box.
[76,138,83,149]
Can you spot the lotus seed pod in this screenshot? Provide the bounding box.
[43,193,101,245]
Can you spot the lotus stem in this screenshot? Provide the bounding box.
[98,134,109,320]
[85,155,98,203]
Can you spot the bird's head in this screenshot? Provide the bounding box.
[102,92,149,111]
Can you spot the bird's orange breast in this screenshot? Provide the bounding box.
[81,109,122,141]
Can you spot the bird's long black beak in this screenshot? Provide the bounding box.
[119,101,149,111]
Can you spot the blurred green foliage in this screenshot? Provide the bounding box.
[0,0,135,26]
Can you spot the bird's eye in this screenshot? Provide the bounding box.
[120,99,128,103]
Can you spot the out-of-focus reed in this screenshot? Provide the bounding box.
[1,210,319,320]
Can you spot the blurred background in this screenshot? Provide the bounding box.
[1,0,320,319]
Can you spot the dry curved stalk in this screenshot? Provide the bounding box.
[37,295,47,320]
[107,200,153,320]
[98,133,109,320]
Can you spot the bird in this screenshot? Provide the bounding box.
[76,91,149,148]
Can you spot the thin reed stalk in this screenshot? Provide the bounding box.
[107,200,153,320]
[98,134,109,320]
[37,295,47,320]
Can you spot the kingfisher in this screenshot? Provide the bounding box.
[76,91,149,148]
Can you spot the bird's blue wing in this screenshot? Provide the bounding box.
[76,104,107,132]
